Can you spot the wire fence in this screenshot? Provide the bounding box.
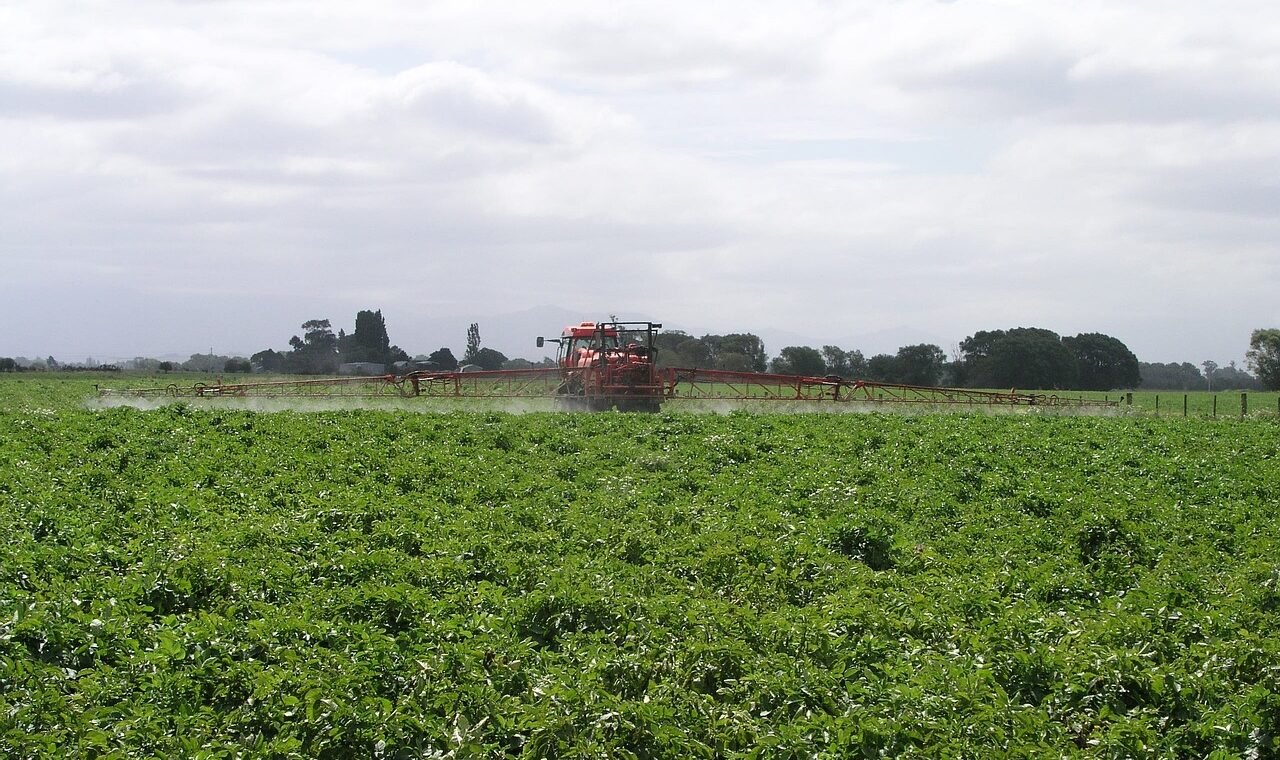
[1090,391,1280,419]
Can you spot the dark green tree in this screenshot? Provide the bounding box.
[771,346,827,376]
[894,344,947,386]
[1062,333,1140,390]
[0,358,16,372]
[990,333,1077,390]
[251,349,285,373]
[427,347,458,370]
[286,319,339,374]
[865,354,897,382]
[182,353,229,372]
[1247,329,1280,390]
[471,347,508,371]
[1210,361,1263,391]
[960,327,1077,389]
[223,358,252,373]
[654,331,713,368]
[340,309,392,363]
[821,346,866,379]
[714,353,752,372]
[704,334,768,372]
[1138,361,1201,390]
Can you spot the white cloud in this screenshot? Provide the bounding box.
[1,1,1278,364]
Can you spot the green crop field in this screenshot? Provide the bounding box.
[2,375,1278,757]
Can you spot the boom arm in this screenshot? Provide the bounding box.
[99,367,1118,408]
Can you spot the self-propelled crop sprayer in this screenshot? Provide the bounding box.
[97,320,1119,411]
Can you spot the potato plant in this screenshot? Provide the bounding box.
[1,380,1278,757]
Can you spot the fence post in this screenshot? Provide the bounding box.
[1241,392,1247,418]
[1126,392,1133,406]
[1213,395,1217,418]
[1183,394,1188,417]
[1156,394,1160,415]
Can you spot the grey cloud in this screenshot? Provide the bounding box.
[389,64,563,144]
[1138,159,1280,219]
[545,17,813,87]
[890,38,1280,126]
[898,45,1078,116]
[1061,67,1280,124]
[0,75,187,120]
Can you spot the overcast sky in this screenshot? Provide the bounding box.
[3,0,1278,365]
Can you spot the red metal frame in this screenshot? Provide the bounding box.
[402,368,563,398]
[96,317,1117,410]
[98,368,1118,408]
[658,368,1114,407]
[97,375,407,398]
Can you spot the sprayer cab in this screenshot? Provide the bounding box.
[538,321,664,411]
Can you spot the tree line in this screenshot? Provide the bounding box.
[5,313,1278,392]
[658,327,1142,391]
[656,326,1280,391]
[250,313,524,375]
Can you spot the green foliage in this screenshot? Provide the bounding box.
[654,331,713,369]
[1140,361,1205,390]
[471,347,509,371]
[961,329,1143,391]
[1064,333,1141,391]
[862,345,946,385]
[703,334,769,373]
[893,343,947,385]
[1247,328,1280,390]
[340,309,394,364]
[2,382,1279,757]
[961,328,1075,389]
[464,323,482,364]
[771,346,826,376]
[821,346,866,379]
[427,347,459,371]
[287,319,339,374]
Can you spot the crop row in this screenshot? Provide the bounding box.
[1,392,1278,756]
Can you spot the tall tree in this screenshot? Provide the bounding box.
[464,323,481,364]
[342,309,392,363]
[1201,360,1218,391]
[1062,333,1140,390]
[286,319,339,374]
[1247,328,1280,390]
